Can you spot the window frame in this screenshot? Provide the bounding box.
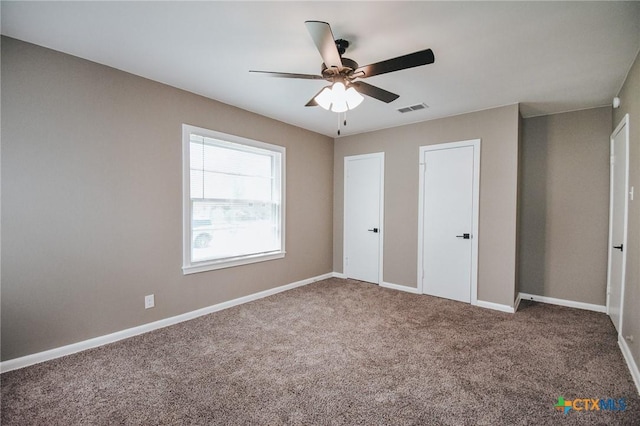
[182,124,286,274]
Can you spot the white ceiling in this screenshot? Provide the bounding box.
[2,1,640,138]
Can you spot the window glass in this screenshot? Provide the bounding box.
[183,126,285,273]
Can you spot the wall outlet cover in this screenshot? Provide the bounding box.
[145,294,155,309]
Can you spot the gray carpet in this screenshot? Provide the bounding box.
[2,278,639,425]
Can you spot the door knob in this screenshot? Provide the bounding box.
[456,233,471,239]
[367,228,379,233]
[613,244,624,252]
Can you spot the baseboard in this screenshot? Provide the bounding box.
[331,275,421,295]
[514,293,522,313]
[381,281,421,294]
[0,272,333,373]
[618,335,640,395]
[518,292,606,313]
[476,300,515,314]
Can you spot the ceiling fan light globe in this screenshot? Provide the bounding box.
[330,82,348,112]
[331,99,348,113]
[314,87,333,110]
[332,82,346,101]
[345,87,364,109]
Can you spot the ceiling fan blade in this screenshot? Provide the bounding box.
[351,81,399,103]
[249,70,324,80]
[305,20,343,69]
[355,49,435,78]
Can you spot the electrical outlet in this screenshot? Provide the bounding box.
[145,294,155,309]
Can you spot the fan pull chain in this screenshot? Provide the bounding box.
[336,112,348,136]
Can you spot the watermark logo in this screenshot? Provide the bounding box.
[554,397,572,414]
[554,397,627,414]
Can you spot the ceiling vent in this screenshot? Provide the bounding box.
[397,103,429,113]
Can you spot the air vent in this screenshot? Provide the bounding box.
[397,103,429,113]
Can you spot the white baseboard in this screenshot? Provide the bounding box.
[381,281,421,294]
[476,300,515,314]
[518,292,606,313]
[331,275,421,295]
[619,335,640,395]
[514,293,522,312]
[0,272,333,373]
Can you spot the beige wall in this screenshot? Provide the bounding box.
[613,50,640,374]
[334,104,520,307]
[0,37,334,361]
[518,107,612,305]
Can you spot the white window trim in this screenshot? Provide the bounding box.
[182,124,286,275]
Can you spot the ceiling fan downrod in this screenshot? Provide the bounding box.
[335,39,349,56]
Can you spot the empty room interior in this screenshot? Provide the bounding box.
[2,1,640,424]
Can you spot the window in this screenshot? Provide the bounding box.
[182,124,285,274]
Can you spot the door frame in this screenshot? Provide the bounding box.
[344,152,385,284]
[606,113,629,332]
[417,139,480,304]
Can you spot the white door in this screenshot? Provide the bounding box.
[344,153,384,284]
[607,114,629,333]
[419,140,480,303]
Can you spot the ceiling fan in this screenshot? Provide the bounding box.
[250,21,435,114]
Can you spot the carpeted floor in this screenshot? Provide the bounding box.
[1,278,639,425]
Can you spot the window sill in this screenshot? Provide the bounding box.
[182,251,285,275]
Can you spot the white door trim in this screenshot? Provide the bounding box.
[344,152,385,284]
[417,139,480,305]
[606,113,629,333]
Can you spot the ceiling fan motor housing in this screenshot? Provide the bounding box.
[321,57,359,81]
